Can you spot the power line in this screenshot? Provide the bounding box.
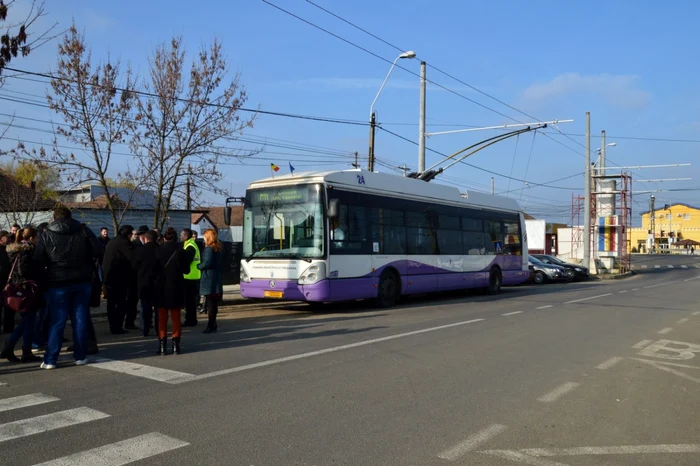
[376,126,577,190]
[2,67,370,127]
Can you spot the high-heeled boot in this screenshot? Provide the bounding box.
[157,338,167,355]
[0,341,19,363]
[172,337,181,355]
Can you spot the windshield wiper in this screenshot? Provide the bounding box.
[282,253,312,263]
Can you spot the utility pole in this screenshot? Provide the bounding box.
[650,195,655,253]
[491,177,495,195]
[352,152,359,169]
[400,164,410,177]
[600,130,607,169]
[583,111,591,269]
[368,112,376,172]
[418,61,427,173]
[185,177,191,211]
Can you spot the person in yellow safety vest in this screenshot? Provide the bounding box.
[180,228,201,327]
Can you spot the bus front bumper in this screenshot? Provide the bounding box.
[240,279,331,302]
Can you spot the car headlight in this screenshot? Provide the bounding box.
[574,267,582,272]
[240,267,251,283]
[298,263,326,285]
[545,267,559,273]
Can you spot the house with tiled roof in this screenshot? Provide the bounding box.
[192,206,244,242]
[0,178,192,235]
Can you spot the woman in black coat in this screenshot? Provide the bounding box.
[0,227,42,363]
[153,228,189,355]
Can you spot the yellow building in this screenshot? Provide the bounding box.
[629,203,700,253]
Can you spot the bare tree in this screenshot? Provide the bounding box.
[23,24,142,232]
[0,0,59,78]
[131,36,255,230]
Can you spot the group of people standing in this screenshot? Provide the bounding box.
[0,206,224,368]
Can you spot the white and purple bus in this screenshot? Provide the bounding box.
[240,169,529,307]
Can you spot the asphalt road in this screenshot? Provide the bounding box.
[2,258,700,465]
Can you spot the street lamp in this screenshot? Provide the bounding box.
[367,50,416,171]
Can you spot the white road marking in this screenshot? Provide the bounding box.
[634,359,700,385]
[0,407,109,442]
[684,276,700,282]
[677,318,689,324]
[638,339,700,361]
[190,318,486,383]
[641,265,648,269]
[632,288,640,290]
[696,264,700,268]
[437,424,507,461]
[632,339,654,349]
[658,327,673,334]
[32,432,189,466]
[655,265,661,269]
[563,293,612,304]
[644,282,673,289]
[618,290,627,293]
[668,265,674,269]
[682,265,688,269]
[537,382,580,403]
[521,444,700,457]
[502,311,523,316]
[596,357,624,370]
[481,450,566,465]
[692,311,700,316]
[0,382,6,386]
[535,305,553,310]
[90,359,196,384]
[0,393,59,413]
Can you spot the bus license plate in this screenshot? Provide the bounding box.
[264,290,283,299]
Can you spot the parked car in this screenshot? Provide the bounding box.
[532,254,589,281]
[528,256,573,284]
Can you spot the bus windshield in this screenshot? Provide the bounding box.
[243,184,325,260]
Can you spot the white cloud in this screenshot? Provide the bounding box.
[521,72,650,109]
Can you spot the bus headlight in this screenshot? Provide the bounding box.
[240,267,251,283]
[299,263,325,285]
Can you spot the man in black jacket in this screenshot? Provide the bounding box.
[102,225,135,334]
[132,230,159,337]
[35,207,104,369]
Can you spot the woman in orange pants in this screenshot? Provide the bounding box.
[153,228,189,355]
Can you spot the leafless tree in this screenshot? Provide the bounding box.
[20,24,142,232]
[130,36,256,230]
[0,0,59,79]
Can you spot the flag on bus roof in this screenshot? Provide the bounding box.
[271,163,280,172]
[289,162,295,174]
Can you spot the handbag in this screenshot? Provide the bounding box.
[2,255,39,313]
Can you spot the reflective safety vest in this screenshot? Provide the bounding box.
[183,238,201,280]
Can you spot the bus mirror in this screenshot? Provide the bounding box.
[328,199,339,219]
[224,206,232,226]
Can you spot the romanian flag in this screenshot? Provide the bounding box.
[271,163,280,172]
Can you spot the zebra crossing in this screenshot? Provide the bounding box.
[634,263,700,269]
[0,391,188,465]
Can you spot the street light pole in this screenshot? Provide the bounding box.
[650,195,655,253]
[367,50,416,172]
[418,61,426,173]
[583,111,591,270]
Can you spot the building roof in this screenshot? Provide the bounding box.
[62,194,130,210]
[191,212,215,227]
[639,203,700,216]
[0,172,58,212]
[200,206,243,228]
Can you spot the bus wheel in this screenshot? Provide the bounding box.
[377,271,400,308]
[487,268,502,295]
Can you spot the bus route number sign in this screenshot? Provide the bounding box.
[493,241,503,254]
[357,175,366,185]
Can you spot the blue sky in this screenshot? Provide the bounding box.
[2,0,700,225]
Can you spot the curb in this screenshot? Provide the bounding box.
[593,270,637,280]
